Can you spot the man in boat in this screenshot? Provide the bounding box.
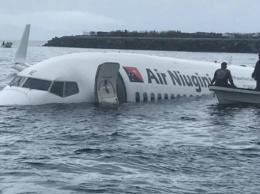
[251,53,260,90]
[210,62,236,88]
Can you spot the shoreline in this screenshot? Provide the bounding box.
[43,36,260,53]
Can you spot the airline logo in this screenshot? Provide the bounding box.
[123,66,213,93]
[146,68,211,92]
[123,66,144,83]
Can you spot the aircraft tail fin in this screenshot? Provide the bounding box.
[12,24,31,71]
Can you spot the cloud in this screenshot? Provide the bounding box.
[1,10,119,31]
[0,10,120,40]
[0,0,260,40]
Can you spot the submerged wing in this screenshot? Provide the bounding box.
[12,24,31,71]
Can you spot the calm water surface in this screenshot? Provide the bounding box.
[0,43,260,194]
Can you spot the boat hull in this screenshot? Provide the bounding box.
[209,85,260,104]
[1,42,12,48]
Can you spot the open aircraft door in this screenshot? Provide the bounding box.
[95,62,120,104]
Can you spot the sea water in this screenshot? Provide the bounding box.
[0,43,260,194]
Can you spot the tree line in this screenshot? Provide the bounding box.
[86,30,258,39]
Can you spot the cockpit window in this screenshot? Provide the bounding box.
[9,76,26,87]
[50,81,79,97]
[10,76,79,97]
[50,81,64,97]
[64,82,79,97]
[22,78,51,91]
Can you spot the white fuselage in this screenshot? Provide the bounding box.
[0,52,255,106]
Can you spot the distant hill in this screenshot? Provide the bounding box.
[43,30,260,53]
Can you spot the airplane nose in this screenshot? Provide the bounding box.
[0,89,31,106]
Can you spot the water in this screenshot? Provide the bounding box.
[0,44,260,194]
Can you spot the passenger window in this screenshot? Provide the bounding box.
[150,93,155,101]
[23,78,51,91]
[64,82,79,97]
[158,93,162,100]
[50,81,64,97]
[135,92,140,102]
[143,92,148,102]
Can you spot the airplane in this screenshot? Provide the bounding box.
[0,24,256,106]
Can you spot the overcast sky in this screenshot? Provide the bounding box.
[0,0,260,41]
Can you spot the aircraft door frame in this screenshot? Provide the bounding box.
[94,62,120,104]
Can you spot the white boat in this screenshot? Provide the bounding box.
[1,41,12,48]
[209,85,260,104]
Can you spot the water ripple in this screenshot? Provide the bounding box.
[1,48,260,193]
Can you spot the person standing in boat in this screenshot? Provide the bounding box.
[251,53,260,90]
[210,62,236,88]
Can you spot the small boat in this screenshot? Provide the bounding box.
[209,85,260,104]
[1,41,12,48]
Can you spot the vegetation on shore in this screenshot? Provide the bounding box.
[43,30,260,53]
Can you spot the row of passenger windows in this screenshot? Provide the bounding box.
[10,76,79,98]
[135,92,192,102]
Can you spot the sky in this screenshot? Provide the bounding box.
[0,0,260,41]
